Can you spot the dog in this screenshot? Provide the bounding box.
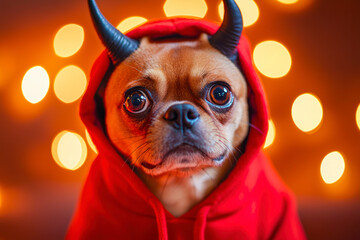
[66,0,306,239]
[104,33,249,217]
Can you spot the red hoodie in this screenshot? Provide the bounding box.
[66,18,306,240]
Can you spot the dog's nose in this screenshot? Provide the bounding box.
[163,104,200,130]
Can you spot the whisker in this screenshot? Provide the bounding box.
[133,147,151,166]
[216,137,239,167]
[115,135,145,141]
[118,137,147,148]
[114,129,153,142]
[160,174,171,198]
[120,62,144,74]
[208,126,242,167]
[130,147,151,173]
[121,141,150,168]
[216,135,244,155]
[201,168,215,182]
[249,123,264,135]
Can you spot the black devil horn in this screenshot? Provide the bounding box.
[209,0,243,60]
[88,0,139,65]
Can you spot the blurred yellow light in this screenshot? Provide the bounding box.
[22,66,50,104]
[164,0,208,18]
[356,104,360,131]
[218,0,259,27]
[116,16,148,33]
[85,129,98,154]
[54,24,84,58]
[264,119,276,148]
[321,151,345,184]
[277,0,298,4]
[54,65,87,103]
[51,131,87,171]
[291,93,323,133]
[253,40,292,78]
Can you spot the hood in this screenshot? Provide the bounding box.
[67,18,306,240]
[81,17,269,188]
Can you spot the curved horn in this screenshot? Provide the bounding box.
[88,0,139,65]
[209,0,243,60]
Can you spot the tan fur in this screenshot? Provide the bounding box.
[104,34,249,217]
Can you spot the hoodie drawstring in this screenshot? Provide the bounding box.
[149,198,168,240]
[194,206,211,240]
[150,197,211,240]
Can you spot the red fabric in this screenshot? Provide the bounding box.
[66,18,306,240]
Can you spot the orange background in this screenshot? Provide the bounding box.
[0,0,359,239]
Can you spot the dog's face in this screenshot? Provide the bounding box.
[104,34,248,177]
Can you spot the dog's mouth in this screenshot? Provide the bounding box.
[163,143,206,160]
[140,143,227,174]
[141,161,158,170]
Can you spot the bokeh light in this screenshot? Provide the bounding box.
[164,0,208,18]
[85,129,98,154]
[22,66,50,104]
[51,131,87,171]
[264,119,276,148]
[218,0,259,27]
[54,24,84,58]
[277,0,298,4]
[54,65,87,104]
[253,40,292,78]
[356,104,360,131]
[292,93,323,133]
[117,16,148,33]
[321,151,345,184]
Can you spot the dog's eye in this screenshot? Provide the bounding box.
[124,90,149,113]
[209,84,232,106]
